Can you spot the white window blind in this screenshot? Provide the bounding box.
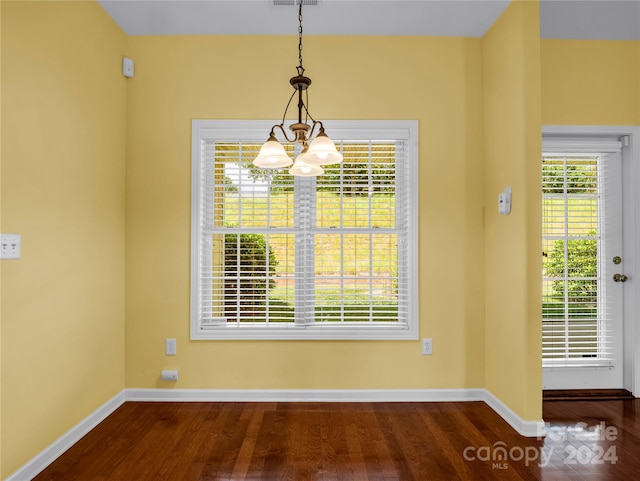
[541,145,619,367]
[191,120,418,340]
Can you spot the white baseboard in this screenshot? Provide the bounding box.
[483,390,546,438]
[125,388,544,437]
[125,387,486,403]
[5,391,126,481]
[6,388,544,480]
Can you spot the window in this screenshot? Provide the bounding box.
[191,120,418,340]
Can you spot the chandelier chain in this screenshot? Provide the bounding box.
[253,1,342,175]
[297,2,304,76]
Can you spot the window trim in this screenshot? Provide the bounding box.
[190,120,419,340]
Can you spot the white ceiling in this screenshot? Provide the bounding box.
[97,0,640,40]
[540,0,639,40]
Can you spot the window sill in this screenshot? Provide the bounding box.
[191,322,418,341]
[543,361,614,369]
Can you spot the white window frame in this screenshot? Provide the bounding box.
[190,120,419,340]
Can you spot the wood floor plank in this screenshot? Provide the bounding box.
[229,403,267,480]
[31,399,640,481]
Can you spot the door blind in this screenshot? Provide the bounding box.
[541,153,613,367]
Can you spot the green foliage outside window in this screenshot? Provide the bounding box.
[541,161,597,194]
[543,230,597,304]
[223,233,278,316]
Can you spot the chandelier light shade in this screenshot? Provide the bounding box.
[289,147,324,177]
[253,1,342,177]
[305,128,343,165]
[253,133,293,168]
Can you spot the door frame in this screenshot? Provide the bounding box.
[542,125,640,396]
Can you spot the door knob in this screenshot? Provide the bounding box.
[613,273,628,283]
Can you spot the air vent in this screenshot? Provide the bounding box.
[273,0,319,6]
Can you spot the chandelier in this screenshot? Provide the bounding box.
[253,2,343,177]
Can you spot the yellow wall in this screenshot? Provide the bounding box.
[541,39,640,125]
[482,1,542,421]
[0,1,127,477]
[125,36,487,390]
[0,3,3,476]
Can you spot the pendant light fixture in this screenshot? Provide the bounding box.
[253,1,343,176]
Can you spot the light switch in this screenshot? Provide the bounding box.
[1,234,21,259]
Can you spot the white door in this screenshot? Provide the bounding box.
[541,139,625,390]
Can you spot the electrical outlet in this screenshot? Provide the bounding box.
[161,370,179,381]
[422,338,433,356]
[1,234,21,259]
[165,338,177,356]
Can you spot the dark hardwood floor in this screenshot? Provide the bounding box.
[543,389,635,402]
[32,399,640,480]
